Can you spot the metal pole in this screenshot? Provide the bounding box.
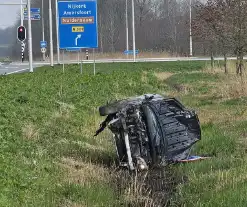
[126,0,129,59]
[189,0,193,57]
[49,0,54,67]
[55,0,60,64]
[42,0,45,61]
[77,50,79,65]
[93,49,96,75]
[0,3,26,5]
[20,0,23,26]
[80,49,82,74]
[131,0,136,62]
[27,0,33,72]
[20,0,24,63]
[63,50,65,73]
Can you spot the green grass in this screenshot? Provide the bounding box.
[1,61,247,206]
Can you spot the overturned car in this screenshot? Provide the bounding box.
[95,94,201,171]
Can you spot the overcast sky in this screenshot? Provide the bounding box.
[0,0,22,29]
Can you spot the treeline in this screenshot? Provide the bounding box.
[193,0,247,75]
[9,0,194,59]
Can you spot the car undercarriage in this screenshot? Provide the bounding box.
[95,94,201,171]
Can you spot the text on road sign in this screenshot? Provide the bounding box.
[72,26,84,32]
[61,17,94,24]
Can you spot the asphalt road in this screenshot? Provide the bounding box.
[1,56,246,75]
[0,62,30,75]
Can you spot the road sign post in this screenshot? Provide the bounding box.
[58,0,98,74]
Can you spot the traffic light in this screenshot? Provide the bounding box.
[17,26,26,42]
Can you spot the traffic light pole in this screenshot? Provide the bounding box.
[20,0,23,26]
[27,0,33,72]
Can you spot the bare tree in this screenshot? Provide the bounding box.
[194,0,247,75]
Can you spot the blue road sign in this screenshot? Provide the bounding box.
[40,41,47,48]
[124,50,139,55]
[23,8,40,14]
[58,0,98,49]
[66,48,81,52]
[24,14,41,20]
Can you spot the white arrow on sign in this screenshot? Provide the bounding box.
[75,34,81,46]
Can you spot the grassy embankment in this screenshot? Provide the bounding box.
[0,60,247,206]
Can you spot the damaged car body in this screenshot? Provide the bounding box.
[95,94,201,171]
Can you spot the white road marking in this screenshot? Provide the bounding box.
[4,67,18,69]
[6,68,29,75]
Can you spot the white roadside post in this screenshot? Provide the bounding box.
[131,0,136,62]
[27,0,33,72]
[55,0,61,64]
[49,0,54,67]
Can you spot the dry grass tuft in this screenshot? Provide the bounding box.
[202,63,247,100]
[217,75,247,99]
[142,71,148,83]
[49,102,76,121]
[123,172,155,207]
[173,84,194,95]
[154,72,174,81]
[22,122,39,140]
[203,61,243,74]
[62,200,87,207]
[58,157,110,185]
